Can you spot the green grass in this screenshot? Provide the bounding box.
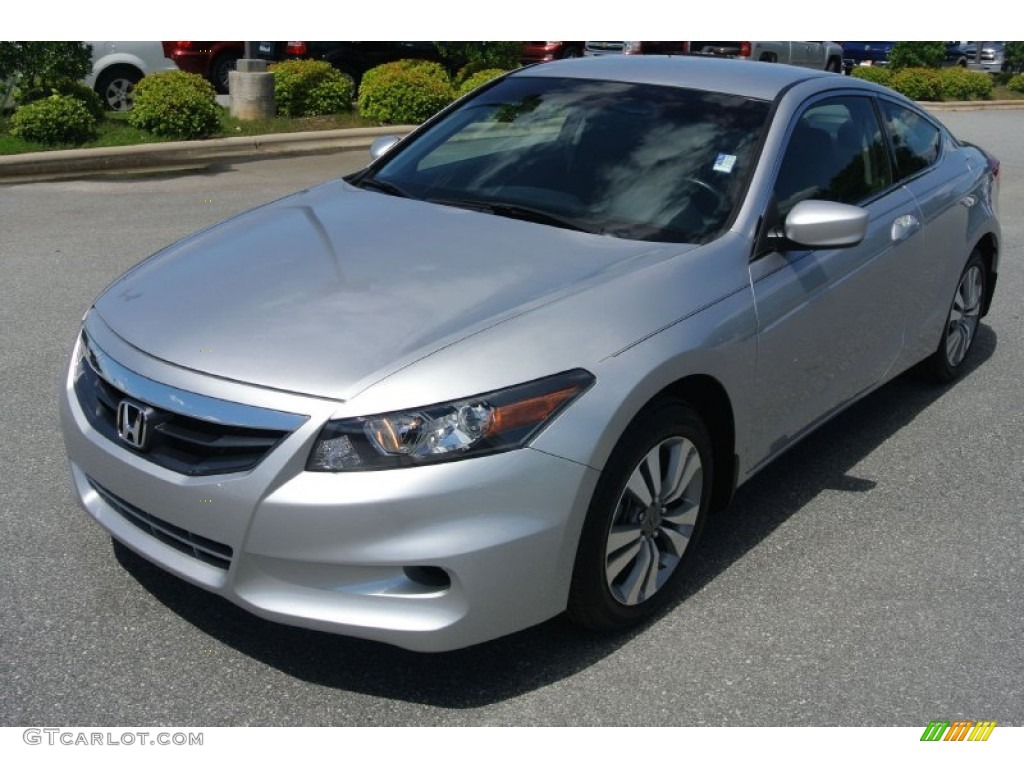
[993,84,1024,100]
[0,107,377,156]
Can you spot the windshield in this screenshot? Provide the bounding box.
[361,76,771,244]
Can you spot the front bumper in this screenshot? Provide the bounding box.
[60,328,599,652]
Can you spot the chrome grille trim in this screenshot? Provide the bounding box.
[74,331,308,476]
[79,330,307,432]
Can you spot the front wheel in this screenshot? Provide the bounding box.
[95,65,142,111]
[922,250,987,382]
[568,399,713,630]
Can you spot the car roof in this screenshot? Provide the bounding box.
[510,55,841,102]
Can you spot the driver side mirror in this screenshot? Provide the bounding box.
[369,135,401,161]
[763,199,869,253]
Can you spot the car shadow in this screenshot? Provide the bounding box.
[113,326,996,708]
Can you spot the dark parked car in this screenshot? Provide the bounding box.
[584,41,690,56]
[163,41,243,94]
[252,41,450,86]
[521,42,584,65]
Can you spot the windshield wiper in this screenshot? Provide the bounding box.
[357,177,411,198]
[427,198,594,234]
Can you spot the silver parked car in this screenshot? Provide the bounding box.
[60,57,1001,651]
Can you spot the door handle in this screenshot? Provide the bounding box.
[891,214,920,243]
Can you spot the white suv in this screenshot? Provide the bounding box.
[84,41,178,111]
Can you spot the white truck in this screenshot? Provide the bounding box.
[687,41,844,71]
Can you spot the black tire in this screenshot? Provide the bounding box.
[826,57,842,73]
[568,399,713,631]
[561,46,581,60]
[95,65,142,111]
[921,250,987,383]
[210,53,239,94]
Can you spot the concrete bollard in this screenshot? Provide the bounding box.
[229,59,275,120]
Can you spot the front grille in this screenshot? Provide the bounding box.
[88,477,233,570]
[74,332,304,476]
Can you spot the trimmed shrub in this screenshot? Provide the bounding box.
[358,60,456,124]
[269,59,354,117]
[9,94,97,145]
[457,68,507,97]
[891,67,942,101]
[964,70,994,100]
[128,71,221,139]
[390,59,451,80]
[1008,73,1024,93]
[850,67,894,87]
[939,67,976,100]
[19,78,104,120]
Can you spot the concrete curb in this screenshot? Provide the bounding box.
[1,97,1021,182]
[919,99,1024,112]
[0,125,417,182]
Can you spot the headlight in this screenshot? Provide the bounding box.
[307,369,594,471]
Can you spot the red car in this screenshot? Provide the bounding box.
[162,41,243,94]
[521,42,584,65]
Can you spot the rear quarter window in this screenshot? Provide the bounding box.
[879,100,941,179]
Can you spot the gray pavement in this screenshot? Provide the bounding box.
[0,110,1021,726]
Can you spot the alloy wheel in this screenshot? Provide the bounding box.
[945,264,984,367]
[605,436,702,606]
[104,77,135,111]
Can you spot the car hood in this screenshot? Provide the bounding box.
[95,180,682,400]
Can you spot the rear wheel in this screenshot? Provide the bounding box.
[568,399,712,630]
[826,57,842,72]
[922,250,987,382]
[210,53,239,94]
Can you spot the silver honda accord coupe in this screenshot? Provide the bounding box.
[60,56,1001,651]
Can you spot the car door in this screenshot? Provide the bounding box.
[876,98,977,365]
[748,94,923,467]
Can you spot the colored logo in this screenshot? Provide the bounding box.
[920,721,996,742]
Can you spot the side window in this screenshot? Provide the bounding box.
[774,96,892,215]
[878,100,941,180]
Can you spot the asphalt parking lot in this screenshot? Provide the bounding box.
[1,109,1021,726]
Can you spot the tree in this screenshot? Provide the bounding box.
[888,42,946,69]
[1004,42,1024,73]
[0,41,93,95]
[434,42,522,79]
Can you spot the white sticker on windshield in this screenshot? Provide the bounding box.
[713,153,737,173]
